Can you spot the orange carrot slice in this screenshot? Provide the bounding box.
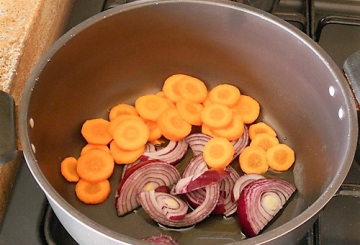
[76,149,114,183]
[108,114,143,138]
[109,103,138,121]
[232,95,260,124]
[60,157,79,182]
[81,118,112,145]
[113,118,149,151]
[144,120,162,142]
[209,84,241,107]
[266,144,295,171]
[250,133,279,151]
[109,140,145,164]
[201,124,216,137]
[176,98,204,126]
[158,108,192,141]
[211,114,245,141]
[239,145,268,174]
[162,74,185,102]
[80,144,110,156]
[203,137,234,170]
[248,122,277,140]
[201,103,233,129]
[135,94,171,121]
[177,75,208,103]
[75,179,111,204]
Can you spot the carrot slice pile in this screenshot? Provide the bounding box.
[135,94,171,121]
[76,149,114,183]
[80,144,110,156]
[248,122,277,140]
[60,157,79,182]
[209,84,241,107]
[113,118,149,151]
[81,118,113,145]
[203,137,234,170]
[109,103,138,121]
[176,98,204,126]
[177,75,208,103]
[144,120,162,142]
[239,145,268,174]
[110,141,145,164]
[158,108,192,141]
[232,95,260,124]
[75,179,111,204]
[201,103,233,129]
[266,144,295,171]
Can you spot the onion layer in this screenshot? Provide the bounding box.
[142,234,179,245]
[115,160,180,216]
[138,183,220,227]
[237,178,296,237]
[232,173,265,202]
[142,140,189,165]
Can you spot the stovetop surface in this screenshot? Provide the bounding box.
[1,0,360,244]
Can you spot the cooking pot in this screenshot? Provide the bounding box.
[17,0,359,244]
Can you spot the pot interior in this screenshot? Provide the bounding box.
[21,1,357,244]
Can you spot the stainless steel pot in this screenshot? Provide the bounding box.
[19,0,358,244]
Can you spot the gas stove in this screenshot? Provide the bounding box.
[1,0,360,244]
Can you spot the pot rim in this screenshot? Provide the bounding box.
[19,0,358,244]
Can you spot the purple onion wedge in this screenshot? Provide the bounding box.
[142,234,179,245]
[115,160,180,216]
[141,140,189,165]
[185,133,212,156]
[232,173,265,202]
[172,169,229,194]
[237,178,296,237]
[149,191,189,220]
[139,183,220,227]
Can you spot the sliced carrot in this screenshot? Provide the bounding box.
[109,103,138,121]
[75,179,111,204]
[162,74,185,102]
[266,144,295,171]
[201,103,233,129]
[109,140,145,164]
[202,92,212,107]
[248,122,277,140]
[135,94,171,121]
[177,75,208,103]
[176,98,204,126]
[211,114,245,141]
[76,149,114,183]
[60,157,79,182]
[209,84,241,107]
[108,114,143,138]
[81,118,113,145]
[250,133,279,151]
[239,145,268,174]
[201,124,216,137]
[144,120,162,142]
[113,118,149,150]
[232,95,260,124]
[80,144,110,156]
[158,108,192,141]
[203,137,234,170]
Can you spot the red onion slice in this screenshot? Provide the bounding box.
[232,126,249,158]
[237,178,296,237]
[185,133,212,156]
[138,183,220,227]
[232,173,265,202]
[115,160,181,216]
[172,169,229,194]
[142,234,179,245]
[151,191,189,220]
[141,140,189,165]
